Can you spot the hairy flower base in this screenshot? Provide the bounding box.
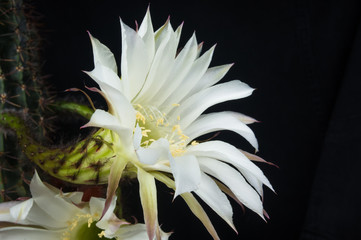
[0,112,117,185]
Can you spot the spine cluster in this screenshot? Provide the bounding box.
[0,0,52,201]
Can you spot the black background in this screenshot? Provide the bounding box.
[31,0,361,239]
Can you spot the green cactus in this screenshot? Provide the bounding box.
[0,0,52,201]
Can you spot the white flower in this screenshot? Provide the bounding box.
[83,8,274,240]
[0,171,170,240]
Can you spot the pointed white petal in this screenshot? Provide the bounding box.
[136,138,170,165]
[89,197,105,217]
[95,196,119,230]
[120,19,153,100]
[187,141,274,193]
[229,112,259,124]
[9,199,33,222]
[184,111,259,151]
[174,23,183,48]
[84,64,136,130]
[151,172,219,240]
[88,33,118,73]
[29,171,79,222]
[198,157,264,219]
[133,124,143,150]
[165,45,216,107]
[194,172,236,231]
[138,8,155,62]
[102,157,129,220]
[84,61,123,94]
[174,80,254,129]
[136,22,178,104]
[170,154,201,198]
[186,63,233,98]
[84,109,133,147]
[0,201,21,222]
[182,192,220,240]
[25,202,66,229]
[137,147,162,165]
[154,34,199,108]
[137,168,158,240]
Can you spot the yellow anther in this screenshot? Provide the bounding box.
[180,134,189,141]
[142,129,151,137]
[177,115,181,121]
[98,231,106,238]
[156,118,164,126]
[172,125,180,132]
[87,217,93,227]
[191,141,199,146]
[149,114,154,120]
[172,103,180,107]
[136,111,146,124]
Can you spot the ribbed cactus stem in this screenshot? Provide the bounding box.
[0,0,52,201]
[0,112,117,185]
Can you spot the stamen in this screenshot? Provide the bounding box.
[191,140,199,146]
[136,111,146,124]
[98,231,105,238]
[133,104,190,157]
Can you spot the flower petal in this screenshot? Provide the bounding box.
[88,32,118,73]
[174,80,255,129]
[198,157,265,219]
[137,167,158,240]
[0,227,61,240]
[136,21,178,104]
[187,141,274,194]
[101,157,129,219]
[25,202,68,229]
[151,172,219,240]
[120,19,153,100]
[138,7,155,64]
[0,201,23,222]
[154,34,199,108]
[133,124,143,150]
[84,109,133,147]
[9,199,33,223]
[186,63,233,98]
[194,172,236,232]
[84,61,123,95]
[86,67,135,129]
[170,154,201,198]
[137,147,162,165]
[30,171,79,222]
[136,138,170,165]
[165,45,216,107]
[184,111,259,151]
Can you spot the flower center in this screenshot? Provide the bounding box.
[62,213,113,240]
[134,104,189,157]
